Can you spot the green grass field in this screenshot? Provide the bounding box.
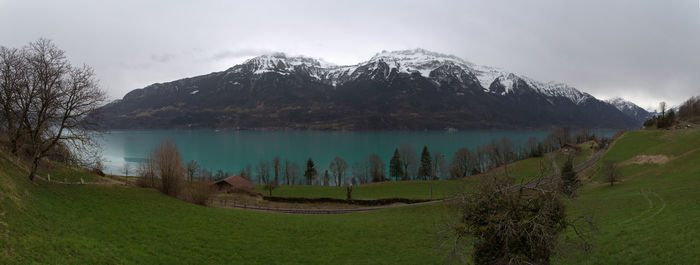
[0,153,454,264]
[1,128,700,264]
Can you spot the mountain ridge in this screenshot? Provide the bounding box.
[98,48,645,130]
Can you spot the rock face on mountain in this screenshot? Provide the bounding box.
[97,49,639,130]
[605,97,652,125]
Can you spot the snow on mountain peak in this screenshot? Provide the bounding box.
[229,48,599,105]
[605,97,640,111]
[239,52,333,75]
[364,48,476,77]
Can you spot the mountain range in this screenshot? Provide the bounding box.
[97,49,649,130]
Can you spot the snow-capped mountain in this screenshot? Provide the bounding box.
[605,97,652,124]
[98,49,639,130]
[229,49,596,104]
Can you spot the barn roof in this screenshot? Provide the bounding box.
[214,175,254,190]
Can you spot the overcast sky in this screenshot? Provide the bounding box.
[1,0,699,110]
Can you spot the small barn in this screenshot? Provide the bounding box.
[214,175,254,193]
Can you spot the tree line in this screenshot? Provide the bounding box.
[678,96,700,121]
[197,127,602,188]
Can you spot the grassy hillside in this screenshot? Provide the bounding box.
[561,129,700,264]
[1,129,699,264]
[0,152,451,264]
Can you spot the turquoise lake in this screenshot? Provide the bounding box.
[99,130,615,176]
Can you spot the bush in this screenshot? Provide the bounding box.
[186,178,216,206]
[441,175,594,264]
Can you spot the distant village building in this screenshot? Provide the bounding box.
[214,175,254,193]
[560,143,582,154]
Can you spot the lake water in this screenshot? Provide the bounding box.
[99,130,615,177]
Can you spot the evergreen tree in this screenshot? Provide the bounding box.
[560,157,579,196]
[419,146,432,180]
[389,148,403,181]
[304,158,317,185]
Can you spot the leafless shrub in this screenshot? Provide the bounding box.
[438,173,595,265]
[603,160,620,186]
[329,156,348,186]
[154,139,185,197]
[186,177,215,206]
[136,153,157,188]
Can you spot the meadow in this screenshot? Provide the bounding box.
[1,128,699,264]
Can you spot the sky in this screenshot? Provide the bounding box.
[1,0,699,110]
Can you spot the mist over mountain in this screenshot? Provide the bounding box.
[98,49,646,130]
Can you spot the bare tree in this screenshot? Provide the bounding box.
[0,39,106,180]
[256,159,271,186]
[603,160,620,186]
[122,162,131,178]
[432,151,446,179]
[322,169,330,186]
[185,160,200,182]
[500,136,514,176]
[256,159,276,195]
[154,139,185,197]
[288,162,300,185]
[659,101,667,117]
[368,153,386,182]
[136,155,157,188]
[526,136,539,157]
[0,46,28,154]
[329,156,348,186]
[440,174,595,264]
[450,148,472,179]
[198,167,213,181]
[551,127,572,148]
[242,163,252,181]
[351,157,370,184]
[486,139,502,170]
[272,156,280,185]
[476,145,487,173]
[398,144,418,180]
[283,159,291,185]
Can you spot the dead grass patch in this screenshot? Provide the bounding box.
[622,155,669,166]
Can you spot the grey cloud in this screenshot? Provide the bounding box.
[210,49,270,61]
[1,0,697,108]
[150,53,176,63]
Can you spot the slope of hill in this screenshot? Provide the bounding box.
[97,49,638,130]
[2,129,698,264]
